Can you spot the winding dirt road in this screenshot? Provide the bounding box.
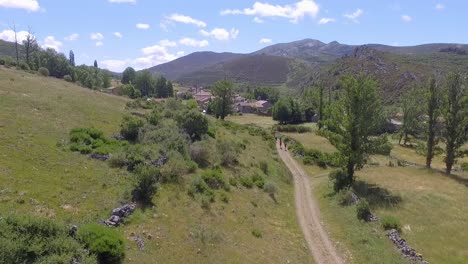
[277,143,345,264]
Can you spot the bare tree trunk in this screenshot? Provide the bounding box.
[13,23,19,65]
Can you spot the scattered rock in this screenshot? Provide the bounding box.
[129,233,145,251]
[151,154,168,167]
[90,153,109,161]
[69,225,78,237]
[387,229,428,263]
[110,133,125,140]
[102,203,136,227]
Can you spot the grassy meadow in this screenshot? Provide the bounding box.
[0,67,312,264]
[279,128,468,264]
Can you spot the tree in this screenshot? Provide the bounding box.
[94,60,98,68]
[69,50,75,67]
[176,109,209,141]
[39,48,73,78]
[155,76,168,97]
[253,86,279,104]
[101,71,111,88]
[326,75,383,186]
[167,80,174,97]
[12,23,19,65]
[22,28,38,68]
[212,80,234,120]
[272,98,291,124]
[122,67,136,84]
[318,84,325,129]
[426,78,440,168]
[441,73,467,174]
[134,70,155,97]
[399,87,424,145]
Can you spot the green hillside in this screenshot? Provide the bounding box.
[0,67,312,263]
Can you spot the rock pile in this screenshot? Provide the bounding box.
[89,153,109,161]
[151,154,168,167]
[103,203,136,227]
[130,234,145,251]
[387,229,428,263]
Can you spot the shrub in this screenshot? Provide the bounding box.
[381,215,401,231]
[251,174,265,189]
[337,189,356,206]
[219,191,229,203]
[251,229,262,238]
[188,176,214,198]
[63,74,73,82]
[190,139,214,168]
[160,153,188,183]
[0,215,96,264]
[229,177,238,187]
[356,199,371,221]
[77,223,125,264]
[329,169,351,192]
[201,168,227,190]
[259,161,268,174]
[0,57,5,65]
[176,109,208,141]
[263,182,277,200]
[38,67,49,76]
[369,135,393,155]
[108,151,127,168]
[240,176,254,188]
[462,162,468,172]
[69,127,123,155]
[138,121,189,157]
[120,115,145,141]
[201,195,212,209]
[276,125,311,133]
[133,165,160,204]
[148,109,162,126]
[187,161,198,173]
[217,139,241,167]
[19,62,30,71]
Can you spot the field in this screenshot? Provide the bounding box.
[283,131,468,264]
[226,114,277,129]
[0,67,313,264]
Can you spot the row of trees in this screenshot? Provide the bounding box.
[321,73,466,192]
[121,67,173,98]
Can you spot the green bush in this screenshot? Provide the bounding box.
[0,57,5,65]
[381,215,401,231]
[263,182,277,200]
[251,174,265,188]
[120,115,145,141]
[219,191,229,203]
[0,215,96,264]
[108,151,128,168]
[188,176,214,198]
[176,109,209,141]
[133,165,160,204]
[259,161,268,174]
[276,124,312,133]
[229,177,238,187]
[19,62,30,71]
[63,74,73,82]
[138,121,189,158]
[356,199,371,221]
[251,229,262,238]
[190,139,214,168]
[329,169,351,192]
[201,168,227,190]
[69,127,124,155]
[462,162,468,172]
[201,195,212,209]
[369,135,393,155]
[160,152,188,183]
[187,161,198,173]
[240,176,254,188]
[217,139,241,167]
[337,189,355,206]
[77,224,125,264]
[38,67,49,76]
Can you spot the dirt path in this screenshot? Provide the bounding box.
[277,143,345,264]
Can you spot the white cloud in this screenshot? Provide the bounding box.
[259,38,272,44]
[176,51,185,56]
[435,3,445,10]
[179,38,209,47]
[136,23,150,29]
[65,33,79,41]
[101,59,130,72]
[401,15,412,22]
[141,44,167,56]
[167,13,207,27]
[96,41,104,47]
[199,28,239,41]
[90,32,104,40]
[221,0,319,23]
[42,36,62,51]
[0,0,40,12]
[113,32,123,38]
[0,29,29,42]
[159,39,177,47]
[253,17,264,23]
[318,17,335,24]
[108,0,136,3]
[344,8,363,23]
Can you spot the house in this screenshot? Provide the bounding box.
[153,98,166,103]
[106,86,122,95]
[194,90,213,106]
[254,100,272,114]
[236,100,272,115]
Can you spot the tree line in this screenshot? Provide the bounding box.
[119,67,173,98]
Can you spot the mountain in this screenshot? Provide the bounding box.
[147,51,244,80]
[0,40,20,58]
[145,39,468,99]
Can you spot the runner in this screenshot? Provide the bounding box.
[284,142,287,151]
[279,137,283,149]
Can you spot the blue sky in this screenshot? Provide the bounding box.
[0,0,466,72]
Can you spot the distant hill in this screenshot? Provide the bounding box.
[146,39,468,93]
[147,51,244,80]
[0,40,20,58]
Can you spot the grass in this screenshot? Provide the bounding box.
[283,132,336,153]
[0,67,313,263]
[226,114,277,129]
[289,130,468,264]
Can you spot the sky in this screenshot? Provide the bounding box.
[0,0,467,72]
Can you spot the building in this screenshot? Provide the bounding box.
[194,90,213,106]
[236,100,272,115]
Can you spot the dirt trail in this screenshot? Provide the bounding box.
[277,143,345,264]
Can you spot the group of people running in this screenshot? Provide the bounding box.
[276,136,287,151]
